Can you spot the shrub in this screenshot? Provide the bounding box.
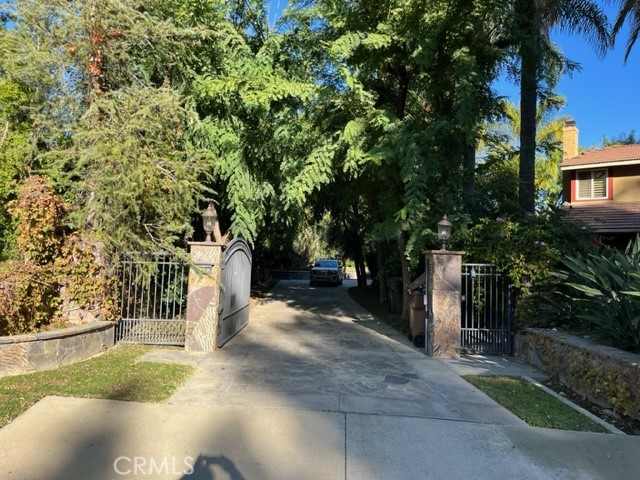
[462,211,596,326]
[0,176,116,335]
[55,234,117,324]
[0,261,61,334]
[0,236,117,335]
[7,175,67,265]
[463,212,595,289]
[552,237,640,353]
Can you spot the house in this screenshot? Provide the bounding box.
[560,120,640,246]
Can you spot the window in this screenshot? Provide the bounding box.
[314,260,338,268]
[576,169,608,199]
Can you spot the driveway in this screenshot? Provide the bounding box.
[1,279,639,480]
[161,279,532,424]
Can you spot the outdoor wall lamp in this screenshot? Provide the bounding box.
[437,214,452,250]
[201,203,218,243]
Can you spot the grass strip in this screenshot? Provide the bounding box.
[0,344,194,428]
[463,375,610,433]
[348,286,409,336]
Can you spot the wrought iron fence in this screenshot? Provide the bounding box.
[461,263,514,355]
[116,252,188,345]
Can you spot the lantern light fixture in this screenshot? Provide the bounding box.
[437,214,453,250]
[201,203,218,243]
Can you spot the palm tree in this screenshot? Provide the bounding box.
[477,97,569,216]
[513,0,609,213]
[612,0,640,62]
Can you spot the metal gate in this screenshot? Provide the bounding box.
[116,253,188,345]
[217,238,252,347]
[461,263,514,355]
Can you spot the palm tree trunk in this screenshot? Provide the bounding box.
[517,0,539,214]
[519,52,537,213]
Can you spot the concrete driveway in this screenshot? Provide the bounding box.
[1,279,639,479]
[161,280,534,424]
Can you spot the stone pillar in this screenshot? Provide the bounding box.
[425,250,463,358]
[185,242,223,352]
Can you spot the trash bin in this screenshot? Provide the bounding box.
[409,286,425,347]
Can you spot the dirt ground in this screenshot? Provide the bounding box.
[544,379,640,435]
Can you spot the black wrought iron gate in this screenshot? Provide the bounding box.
[217,238,252,348]
[460,264,514,355]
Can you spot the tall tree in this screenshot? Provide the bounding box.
[282,0,507,320]
[612,0,640,61]
[0,0,226,254]
[603,130,639,145]
[512,0,609,212]
[57,86,210,253]
[1,0,319,253]
[0,79,32,258]
[477,97,569,217]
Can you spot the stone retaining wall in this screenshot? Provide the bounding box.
[0,321,115,376]
[516,328,640,421]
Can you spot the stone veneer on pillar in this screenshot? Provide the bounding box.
[425,250,463,358]
[185,242,223,352]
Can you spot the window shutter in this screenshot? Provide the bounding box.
[577,171,591,198]
[592,170,607,198]
[576,170,607,199]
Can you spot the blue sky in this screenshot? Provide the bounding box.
[549,9,640,149]
[268,2,639,149]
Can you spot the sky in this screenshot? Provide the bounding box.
[548,9,640,149]
[268,1,640,150]
[496,2,640,149]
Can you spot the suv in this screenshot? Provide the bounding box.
[310,259,344,286]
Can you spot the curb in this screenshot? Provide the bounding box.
[522,375,625,435]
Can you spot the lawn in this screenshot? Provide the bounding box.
[463,375,610,433]
[0,344,194,428]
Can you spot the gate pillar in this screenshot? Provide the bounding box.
[185,242,224,352]
[425,250,464,358]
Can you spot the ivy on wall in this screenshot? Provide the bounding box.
[0,176,115,335]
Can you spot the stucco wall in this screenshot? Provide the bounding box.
[562,172,571,203]
[564,164,640,203]
[612,164,640,201]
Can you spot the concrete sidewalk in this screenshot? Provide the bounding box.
[2,395,639,480]
[1,279,639,479]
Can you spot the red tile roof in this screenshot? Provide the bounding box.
[561,144,640,169]
[561,201,640,232]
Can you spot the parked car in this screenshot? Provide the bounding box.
[310,259,344,286]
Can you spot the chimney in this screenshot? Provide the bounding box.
[562,120,579,159]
